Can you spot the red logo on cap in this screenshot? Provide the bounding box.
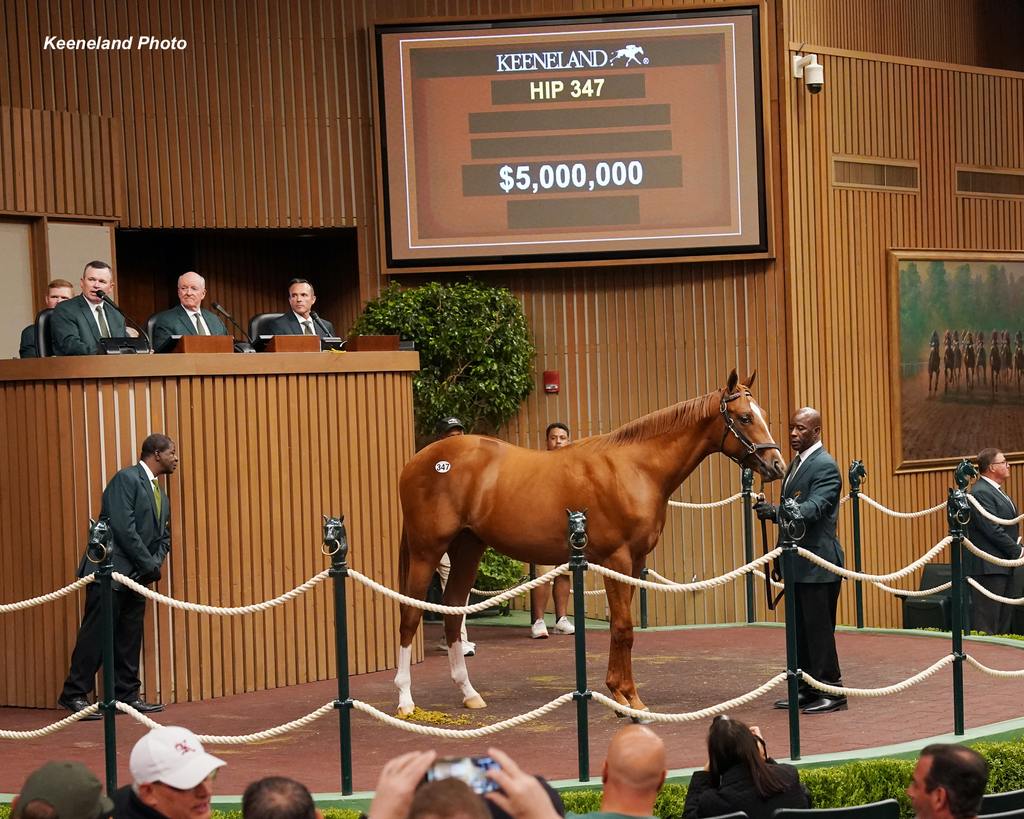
[175,740,197,755]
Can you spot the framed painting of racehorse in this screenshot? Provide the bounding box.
[889,249,1024,471]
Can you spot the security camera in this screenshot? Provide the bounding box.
[791,53,824,95]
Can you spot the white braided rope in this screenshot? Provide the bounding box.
[795,538,949,582]
[669,492,743,510]
[467,581,528,598]
[590,674,787,722]
[858,494,947,519]
[111,570,332,615]
[751,568,785,590]
[348,566,570,614]
[589,550,782,592]
[114,700,339,743]
[962,538,1024,568]
[801,655,956,697]
[0,576,94,613]
[964,655,1024,678]
[0,704,103,738]
[873,581,953,597]
[966,494,1024,526]
[352,694,576,737]
[966,577,1024,605]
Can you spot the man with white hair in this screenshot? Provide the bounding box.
[113,726,226,819]
[150,272,228,352]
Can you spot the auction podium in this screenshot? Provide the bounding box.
[0,350,419,707]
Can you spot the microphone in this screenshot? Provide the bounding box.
[212,302,255,353]
[97,292,152,352]
[310,311,333,338]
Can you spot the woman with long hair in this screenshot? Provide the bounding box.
[683,716,809,819]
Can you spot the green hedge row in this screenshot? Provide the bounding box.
[1,738,1021,819]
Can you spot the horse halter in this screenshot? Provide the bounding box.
[718,390,781,468]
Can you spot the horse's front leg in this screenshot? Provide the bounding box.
[602,573,646,713]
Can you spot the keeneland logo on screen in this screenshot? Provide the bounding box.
[495,44,649,72]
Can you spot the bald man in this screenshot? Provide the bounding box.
[150,272,228,352]
[567,725,666,818]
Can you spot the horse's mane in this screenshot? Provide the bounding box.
[580,390,721,449]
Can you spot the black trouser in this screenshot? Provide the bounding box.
[61,583,146,702]
[794,581,843,694]
[970,574,1013,635]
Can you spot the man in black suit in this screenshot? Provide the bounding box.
[50,261,128,356]
[266,278,336,336]
[756,407,847,714]
[966,448,1022,635]
[58,433,178,718]
[150,271,228,352]
[18,278,74,357]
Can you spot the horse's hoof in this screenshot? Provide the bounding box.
[463,694,487,709]
[397,704,416,717]
[630,712,653,725]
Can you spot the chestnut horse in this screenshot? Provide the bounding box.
[393,371,785,716]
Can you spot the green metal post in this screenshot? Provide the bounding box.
[741,468,755,623]
[849,461,866,629]
[325,516,354,795]
[948,470,973,737]
[567,510,591,783]
[780,531,801,760]
[639,566,649,629]
[86,518,117,795]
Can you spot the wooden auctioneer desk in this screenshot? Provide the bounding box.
[0,351,418,708]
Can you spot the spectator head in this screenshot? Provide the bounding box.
[706,715,787,798]
[80,262,113,305]
[600,724,666,813]
[242,777,320,819]
[130,726,226,819]
[409,779,490,819]
[140,433,178,477]
[907,744,988,819]
[977,448,1009,481]
[545,423,570,450]
[287,278,316,318]
[176,272,208,312]
[46,279,75,309]
[12,761,112,819]
[436,417,466,438]
[485,776,564,819]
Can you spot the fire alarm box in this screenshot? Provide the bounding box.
[543,370,560,394]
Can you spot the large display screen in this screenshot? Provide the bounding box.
[374,7,767,270]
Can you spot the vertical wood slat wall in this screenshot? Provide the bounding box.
[780,43,1024,630]
[0,361,414,708]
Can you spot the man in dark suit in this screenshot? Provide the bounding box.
[50,261,127,356]
[966,448,1022,635]
[756,407,847,714]
[18,278,74,357]
[150,271,228,352]
[266,278,336,336]
[58,433,178,718]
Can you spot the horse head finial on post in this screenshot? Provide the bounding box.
[322,514,348,565]
[86,517,112,565]
[566,508,589,553]
[954,459,977,491]
[848,460,866,489]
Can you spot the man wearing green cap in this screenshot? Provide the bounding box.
[12,761,112,819]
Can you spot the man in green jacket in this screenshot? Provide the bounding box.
[150,272,228,352]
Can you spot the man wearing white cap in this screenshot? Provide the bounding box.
[113,726,226,819]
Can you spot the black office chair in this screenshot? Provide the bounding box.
[982,811,1024,819]
[249,312,284,341]
[35,308,55,357]
[773,800,900,819]
[982,791,1024,816]
[145,314,162,350]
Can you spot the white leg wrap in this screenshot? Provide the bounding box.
[395,645,414,715]
[448,642,485,708]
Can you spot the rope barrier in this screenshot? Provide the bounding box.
[801,655,956,697]
[0,705,102,739]
[873,581,952,597]
[962,538,1024,569]
[858,494,947,519]
[966,494,1024,526]
[0,576,93,613]
[589,675,788,722]
[966,577,1024,605]
[795,538,949,583]
[964,655,1024,678]
[111,570,332,615]
[589,550,782,593]
[669,492,743,510]
[751,568,785,591]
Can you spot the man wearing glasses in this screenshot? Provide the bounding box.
[966,449,1023,635]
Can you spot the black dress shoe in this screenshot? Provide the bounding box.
[120,699,165,713]
[802,695,848,714]
[57,695,101,721]
[773,691,817,709]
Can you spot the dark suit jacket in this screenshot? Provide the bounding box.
[966,479,1020,576]
[19,324,37,358]
[779,446,845,583]
[51,295,127,356]
[78,464,171,589]
[151,304,229,352]
[266,311,336,337]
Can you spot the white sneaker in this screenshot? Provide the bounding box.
[553,616,575,635]
[531,619,549,639]
[462,641,476,657]
[437,636,449,652]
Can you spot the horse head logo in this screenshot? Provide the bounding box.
[86,517,112,564]
[321,514,348,558]
[565,508,589,550]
